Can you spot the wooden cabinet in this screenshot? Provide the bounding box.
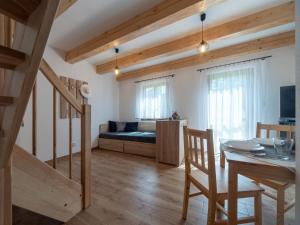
[156,120,187,166]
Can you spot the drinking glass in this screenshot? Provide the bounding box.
[273,137,294,160]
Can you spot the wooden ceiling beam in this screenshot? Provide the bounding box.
[116,31,295,81]
[65,0,224,63]
[55,0,77,18]
[97,1,294,75]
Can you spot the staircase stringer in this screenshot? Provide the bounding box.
[12,145,82,222]
[0,0,60,168]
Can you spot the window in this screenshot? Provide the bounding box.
[136,78,173,119]
[200,61,266,149]
[208,67,255,141]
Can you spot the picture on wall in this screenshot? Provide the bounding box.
[59,76,88,119]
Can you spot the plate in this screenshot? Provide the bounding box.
[223,140,264,151]
[253,138,274,147]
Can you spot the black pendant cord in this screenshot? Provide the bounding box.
[115,48,119,68]
[201,20,204,42]
[200,13,206,43]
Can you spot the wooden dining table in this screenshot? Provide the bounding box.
[220,144,295,225]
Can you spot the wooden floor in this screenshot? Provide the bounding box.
[55,149,295,225]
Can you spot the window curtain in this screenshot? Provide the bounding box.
[199,60,267,148]
[135,77,174,119]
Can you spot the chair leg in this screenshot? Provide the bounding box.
[276,188,285,225]
[182,175,190,219]
[254,193,262,225]
[207,198,217,225]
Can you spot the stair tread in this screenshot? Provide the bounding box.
[13,0,41,15]
[0,96,15,106]
[0,0,41,23]
[0,45,26,70]
[0,128,4,137]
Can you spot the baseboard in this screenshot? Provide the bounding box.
[92,146,99,151]
[45,146,98,164]
[45,152,80,165]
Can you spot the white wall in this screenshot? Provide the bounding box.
[17,46,119,161]
[119,46,295,130]
[15,45,295,162]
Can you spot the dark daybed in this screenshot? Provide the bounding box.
[98,121,157,158]
[99,131,156,143]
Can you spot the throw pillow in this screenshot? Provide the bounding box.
[116,122,126,132]
[124,122,138,132]
[108,121,117,132]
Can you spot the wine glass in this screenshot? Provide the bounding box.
[273,137,294,160]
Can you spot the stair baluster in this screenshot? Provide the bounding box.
[52,87,57,169]
[39,58,92,210]
[69,104,73,179]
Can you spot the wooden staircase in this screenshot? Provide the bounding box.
[0,45,26,69]
[0,1,92,225]
[0,96,14,106]
[0,0,60,168]
[12,145,82,222]
[0,0,59,222]
[0,1,41,23]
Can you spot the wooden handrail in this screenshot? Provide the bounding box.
[39,59,91,210]
[39,59,83,113]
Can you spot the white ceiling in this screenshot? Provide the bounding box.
[47,0,294,74]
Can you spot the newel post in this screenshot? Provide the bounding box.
[81,104,91,209]
[0,159,12,225]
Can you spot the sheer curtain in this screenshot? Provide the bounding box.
[199,60,267,148]
[135,77,174,119]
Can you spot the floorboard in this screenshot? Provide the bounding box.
[54,150,295,225]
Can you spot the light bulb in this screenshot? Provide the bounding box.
[198,40,209,53]
[114,66,120,75]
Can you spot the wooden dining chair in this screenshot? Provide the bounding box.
[182,126,264,225]
[252,122,295,225]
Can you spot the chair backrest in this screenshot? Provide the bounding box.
[256,122,295,139]
[183,126,216,194]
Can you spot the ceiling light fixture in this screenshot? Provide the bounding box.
[198,13,209,54]
[114,48,120,75]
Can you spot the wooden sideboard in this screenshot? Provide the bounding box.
[156,120,187,166]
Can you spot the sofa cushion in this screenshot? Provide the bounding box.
[124,122,138,132]
[116,122,126,132]
[108,121,117,132]
[99,131,156,144]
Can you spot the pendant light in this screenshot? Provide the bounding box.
[114,48,120,75]
[198,13,209,53]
